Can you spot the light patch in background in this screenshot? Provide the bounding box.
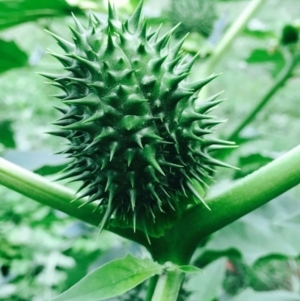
[66,0,102,10]
[104,0,129,8]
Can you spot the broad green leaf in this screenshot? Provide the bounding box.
[245,48,285,77]
[185,258,227,301]
[251,255,298,291]
[234,152,275,179]
[0,40,28,74]
[52,254,163,301]
[0,0,81,30]
[246,48,283,64]
[233,288,300,301]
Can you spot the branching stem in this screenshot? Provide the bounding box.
[227,53,300,142]
[199,0,266,100]
[0,158,147,245]
[1,144,300,262]
[173,144,300,258]
[206,0,266,74]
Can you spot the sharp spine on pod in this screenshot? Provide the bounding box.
[45,0,235,238]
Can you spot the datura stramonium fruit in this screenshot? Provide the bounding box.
[44,1,234,237]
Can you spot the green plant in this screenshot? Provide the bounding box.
[43,0,234,238]
[1,0,300,300]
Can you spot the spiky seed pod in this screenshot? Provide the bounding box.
[44,1,234,238]
[169,0,218,38]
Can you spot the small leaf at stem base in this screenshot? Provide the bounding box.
[52,254,163,301]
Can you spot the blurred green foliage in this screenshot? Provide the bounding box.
[0,40,28,74]
[168,0,218,38]
[0,0,81,30]
[0,0,300,300]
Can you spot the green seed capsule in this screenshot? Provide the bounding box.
[45,0,234,237]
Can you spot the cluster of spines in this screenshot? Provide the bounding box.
[44,0,235,237]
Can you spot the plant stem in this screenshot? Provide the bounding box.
[199,0,266,100]
[2,144,300,261]
[177,144,300,256]
[227,53,299,142]
[145,276,158,301]
[206,0,266,74]
[0,157,147,245]
[150,269,184,301]
[0,158,99,222]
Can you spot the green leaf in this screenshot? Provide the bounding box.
[185,258,227,301]
[234,152,275,179]
[233,288,300,301]
[177,265,202,274]
[52,254,163,301]
[0,40,28,74]
[0,120,16,148]
[0,0,81,30]
[246,48,285,77]
[250,255,298,291]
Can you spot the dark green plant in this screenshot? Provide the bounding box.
[1,0,300,300]
[43,1,233,237]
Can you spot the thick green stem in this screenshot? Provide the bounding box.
[0,157,147,245]
[150,269,184,301]
[0,158,100,223]
[227,53,299,142]
[178,144,300,255]
[148,146,300,263]
[2,144,300,263]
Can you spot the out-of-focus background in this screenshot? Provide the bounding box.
[1,0,300,300]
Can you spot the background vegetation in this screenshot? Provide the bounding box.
[0,0,300,300]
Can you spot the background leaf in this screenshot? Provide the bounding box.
[52,254,163,301]
[245,48,285,77]
[232,288,300,301]
[185,258,227,301]
[199,194,300,265]
[177,265,202,274]
[0,0,81,30]
[0,120,16,148]
[0,39,28,74]
[233,151,276,179]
